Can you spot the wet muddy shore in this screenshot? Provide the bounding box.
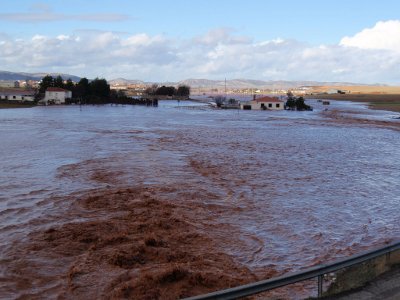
[1,101,400,299]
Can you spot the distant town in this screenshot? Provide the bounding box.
[1,71,400,111]
[0,76,348,98]
[0,75,314,112]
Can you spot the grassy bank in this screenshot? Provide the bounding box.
[306,94,400,112]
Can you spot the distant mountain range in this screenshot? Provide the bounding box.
[1,70,387,90]
[109,77,387,90]
[176,78,388,89]
[108,78,146,85]
[0,70,81,82]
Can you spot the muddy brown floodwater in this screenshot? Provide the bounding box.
[1,100,400,299]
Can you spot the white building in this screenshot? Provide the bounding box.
[241,96,285,110]
[44,87,72,104]
[0,89,35,102]
[327,89,339,94]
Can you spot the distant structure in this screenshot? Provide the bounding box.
[0,81,20,88]
[43,87,72,104]
[0,89,35,102]
[241,95,285,110]
[326,89,346,94]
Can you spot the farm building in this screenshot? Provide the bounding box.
[0,89,35,102]
[241,96,285,110]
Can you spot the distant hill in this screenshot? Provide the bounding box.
[108,78,146,85]
[2,71,389,90]
[0,71,81,82]
[108,78,384,90]
[176,78,387,90]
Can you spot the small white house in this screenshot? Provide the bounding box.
[327,89,339,94]
[241,96,284,110]
[0,89,35,102]
[44,87,72,104]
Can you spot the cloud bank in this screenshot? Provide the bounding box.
[1,21,400,83]
[340,20,400,52]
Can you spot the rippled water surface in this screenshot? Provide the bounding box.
[1,100,400,297]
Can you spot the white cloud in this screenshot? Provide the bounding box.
[32,35,47,41]
[122,34,166,47]
[90,32,119,49]
[194,28,251,46]
[1,24,400,84]
[57,35,70,41]
[340,20,400,52]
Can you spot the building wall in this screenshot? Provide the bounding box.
[45,91,68,104]
[241,100,284,110]
[0,94,34,101]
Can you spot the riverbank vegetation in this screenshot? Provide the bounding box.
[39,75,115,104]
[145,84,190,98]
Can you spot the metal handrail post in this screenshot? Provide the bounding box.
[317,274,323,297]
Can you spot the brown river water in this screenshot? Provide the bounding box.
[1,100,400,299]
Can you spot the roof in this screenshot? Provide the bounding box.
[254,96,284,103]
[0,89,35,96]
[46,87,70,92]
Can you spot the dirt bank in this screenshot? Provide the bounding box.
[318,108,400,131]
[306,94,400,112]
[0,102,36,109]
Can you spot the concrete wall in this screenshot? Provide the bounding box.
[45,91,71,104]
[323,248,400,297]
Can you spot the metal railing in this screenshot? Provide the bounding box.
[183,240,400,300]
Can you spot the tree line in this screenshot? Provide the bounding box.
[144,84,190,98]
[38,76,191,104]
[38,75,125,104]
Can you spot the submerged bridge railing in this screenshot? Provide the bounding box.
[183,240,400,300]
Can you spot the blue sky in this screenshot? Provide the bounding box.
[1,0,400,83]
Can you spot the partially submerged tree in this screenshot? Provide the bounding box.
[89,78,110,99]
[144,84,159,96]
[54,75,64,88]
[176,85,190,97]
[285,92,312,111]
[144,84,191,98]
[285,97,296,110]
[156,85,176,96]
[294,97,312,111]
[65,78,74,90]
[74,77,90,100]
[39,75,54,93]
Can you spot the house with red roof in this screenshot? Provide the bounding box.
[43,87,72,104]
[241,96,285,110]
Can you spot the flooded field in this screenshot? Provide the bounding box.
[1,100,400,299]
